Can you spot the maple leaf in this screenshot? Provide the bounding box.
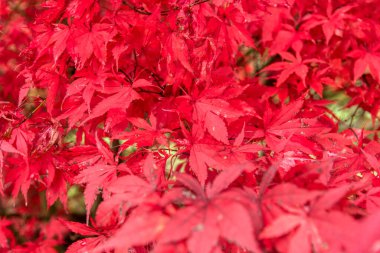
[102,208,168,251]
[115,114,171,151]
[59,218,114,253]
[170,34,194,74]
[83,85,141,123]
[188,124,263,186]
[75,163,117,223]
[66,0,100,19]
[188,142,227,186]
[194,97,243,121]
[261,98,331,153]
[68,23,115,69]
[63,68,110,112]
[107,174,153,205]
[261,184,358,253]
[264,52,323,86]
[47,24,70,63]
[160,170,261,253]
[59,219,101,236]
[204,111,230,145]
[0,140,24,169]
[302,1,356,44]
[66,238,106,253]
[45,169,67,208]
[348,43,380,81]
[269,27,296,56]
[105,153,164,214]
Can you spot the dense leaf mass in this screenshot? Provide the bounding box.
[2,0,380,252]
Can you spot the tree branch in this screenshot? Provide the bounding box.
[123,0,210,16]
[122,0,152,15]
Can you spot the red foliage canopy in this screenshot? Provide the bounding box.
[2,0,380,252]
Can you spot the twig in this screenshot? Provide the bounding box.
[123,0,210,16]
[15,98,46,128]
[190,0,209,7]
[122,0,151,15]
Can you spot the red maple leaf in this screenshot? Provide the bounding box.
[160,169,261,253]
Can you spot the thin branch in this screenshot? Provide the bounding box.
[349,104,361,128]
[122,0,152,15]
[189,0,209,7]
[118,68,133,84]
[15,98,46,128]
[123,0,209,16]
[133,49,138,80]
[138,88,164,96]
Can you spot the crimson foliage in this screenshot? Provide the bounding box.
[2,0,380,252]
